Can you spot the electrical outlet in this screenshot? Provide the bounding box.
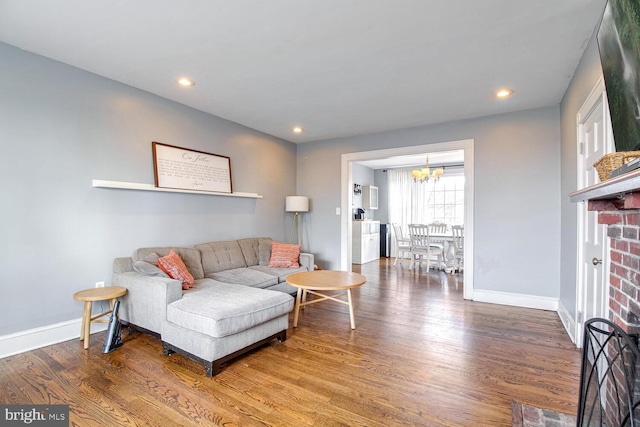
[95,281,105,288]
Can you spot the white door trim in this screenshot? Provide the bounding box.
[340,139,475,300]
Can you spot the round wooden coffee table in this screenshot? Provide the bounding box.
[286,270,366,329]
[73,286,127,349]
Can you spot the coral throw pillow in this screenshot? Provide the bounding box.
[269,242,300,268]
[158,249,195,290]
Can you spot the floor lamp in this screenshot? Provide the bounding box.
[286,196,309,248]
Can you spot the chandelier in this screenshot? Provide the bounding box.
[412,156,444,183]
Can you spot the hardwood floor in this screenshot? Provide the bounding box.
[0,258,582,426]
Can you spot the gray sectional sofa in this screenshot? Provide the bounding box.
[112,237,313,376]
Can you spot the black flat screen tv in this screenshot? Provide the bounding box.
[597,0,640,152]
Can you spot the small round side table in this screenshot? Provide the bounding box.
[286,270,366,330]
[73,286,127,350]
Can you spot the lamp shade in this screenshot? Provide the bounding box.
[285,196,309,213]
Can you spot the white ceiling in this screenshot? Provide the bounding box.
[357,150,464,170]
[0,0,606,143]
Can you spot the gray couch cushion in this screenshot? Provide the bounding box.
[206,268,277,289]
[265,282,299,294]
[132,252,170,278]
[132,247,204,280]
[258,238,273,266]
[133,260,170,277]
[237,238,260,267]
[238,237,272,266]
[182,278,227,295]
[113,257,134,274]
[167,283,294,337]
[196,240,247,274]
[249,265,308,283]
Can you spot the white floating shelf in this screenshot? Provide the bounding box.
[92,179,262,199]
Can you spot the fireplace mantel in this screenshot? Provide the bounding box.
[570,169,640,202]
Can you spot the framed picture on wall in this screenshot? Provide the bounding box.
[152,141,233,193]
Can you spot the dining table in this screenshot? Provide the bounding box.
[428,232,456,272]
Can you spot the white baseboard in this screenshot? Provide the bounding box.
[557,299,577,345]
[472,289,559,311]
[0,319,107,359]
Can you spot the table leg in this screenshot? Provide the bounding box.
[293,288,302,328]
[79,303,86,341]
[442,241,454,272]
[347,288,356,330]
[82,301,92,349]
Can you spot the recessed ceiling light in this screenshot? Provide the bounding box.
[496,89,514,98]
[292,127,303,134]
[177,78,195,87]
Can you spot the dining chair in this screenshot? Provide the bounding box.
[451,225,464,274]
[427,223,448,250]
[407,224,444,272]
[428,223,448,235]
[392,223,411,265]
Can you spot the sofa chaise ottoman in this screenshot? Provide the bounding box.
[162,282,293,376]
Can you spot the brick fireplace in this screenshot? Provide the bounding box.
[572,171,640,333]
[588,193,640,332]
[571,172,640,426]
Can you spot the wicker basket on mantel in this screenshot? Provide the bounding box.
[593,151,640,181]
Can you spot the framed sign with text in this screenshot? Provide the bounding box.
[152,142,232,193]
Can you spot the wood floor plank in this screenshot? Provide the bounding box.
[0,258,582,426]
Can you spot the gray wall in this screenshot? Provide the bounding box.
[559,31,603,320]
[374,169,388,223]
[298,106,562,297]
[351,163,375,219]
[0,42,297,335]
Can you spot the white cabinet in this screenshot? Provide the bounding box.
[362,185,378,210]
[352,220,380,264]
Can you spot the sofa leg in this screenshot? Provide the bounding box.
[277,330,287,342]
[213,361,222,376]
[162,342,175,356]
[205,361,217,377]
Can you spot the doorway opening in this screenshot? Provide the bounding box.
[340,139,474,300]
